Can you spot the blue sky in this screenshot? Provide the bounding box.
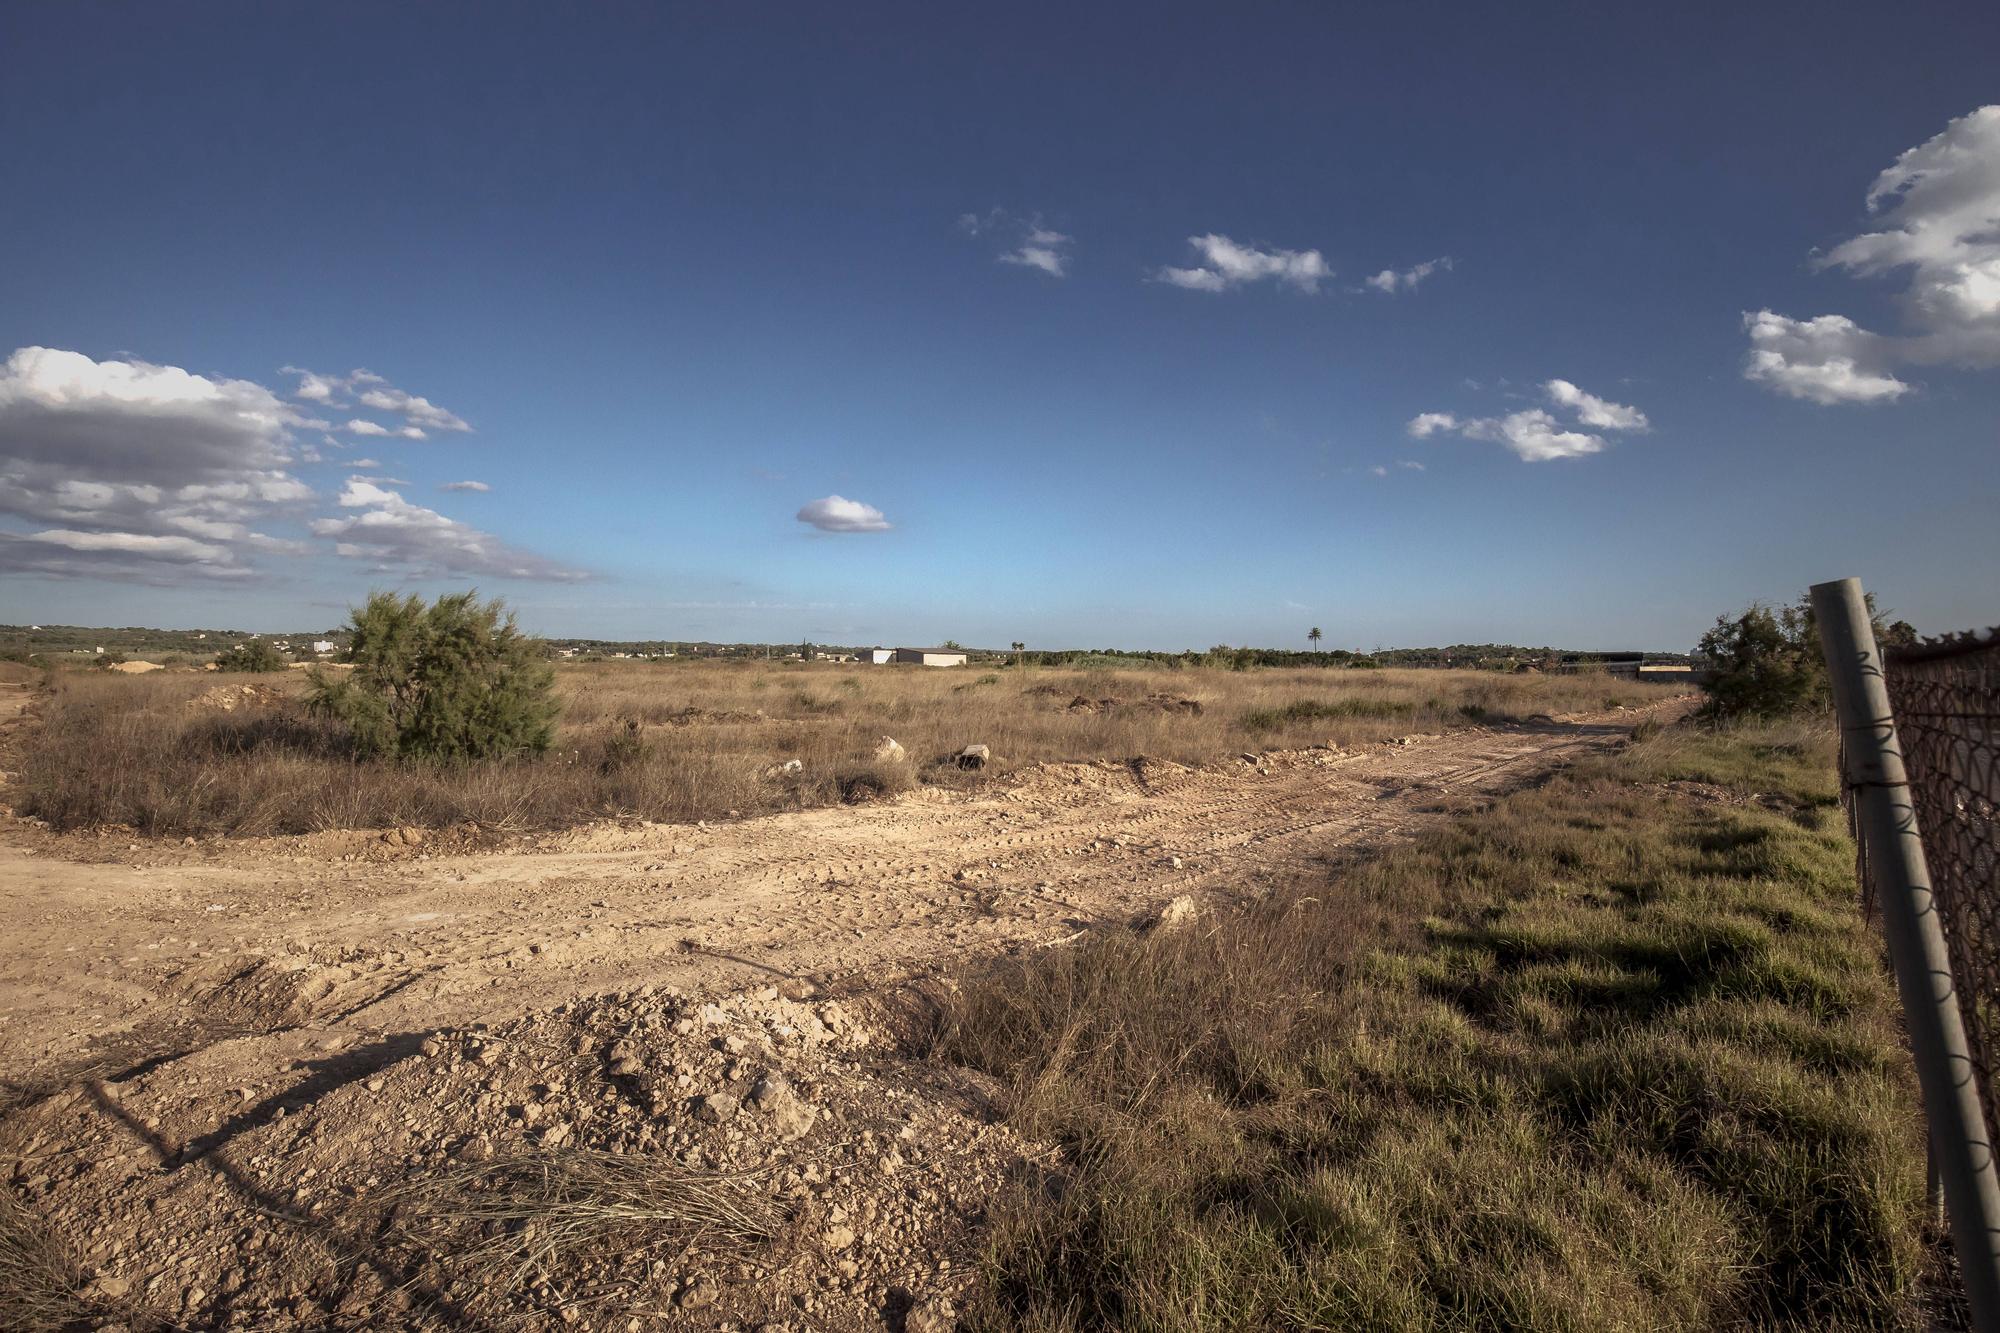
[1,2,1995,651]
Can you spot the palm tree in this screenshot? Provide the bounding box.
[1011,641,1026,669]
[1308,627,1322,651]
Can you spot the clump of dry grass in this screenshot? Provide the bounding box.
[932,720,1932,1330]
[377,1151,782,1308]
[12,661,1683,837]
[0,1186,99,1333]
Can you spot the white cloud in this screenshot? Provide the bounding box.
[1411,379,1648,462]
[1745,105,2000,403]
[1399,460,1425,471]
[796,495,891,533]
[440,479,491,492]
[1743,311,1910,404]
[1467,409,1605,462]
[1364,256,1453,293]
[963,210,1073,277]
[282,367,343,403]
[1406,411,1460,438]
[1544,379,1649,430]
[356,386,469,433]
[1369,465,1389,477]
[1156,265,1230,292]
[1155,234,1331,294]
[0,346,317,578]
[349,457,382,469]
[284,365,471,431]
[0,346,568,584]
[343,418,428,440]
[1826,105,2000,352]
[311,479,586,581]
[0,528,257,582]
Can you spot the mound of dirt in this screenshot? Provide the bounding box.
[665,706,770,726]
[1063,692,1201,716]
[5,982,1026,1329]
[189,682,285,713]
[106,660,164,674]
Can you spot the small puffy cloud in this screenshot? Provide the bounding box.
[963,210,1073,278]
[1743,309,1911,404]
[1155,234,1331,294]
[1411,379,1648,462]
[282,366,343,403]
[1369,465,1389,477]
[1399,460,1425,471]
[284,366,471,431]
[356,386,469,433]
[344,418,428,440]
[440,479,490,492]
[311,478,585,581]
[1744,105,2000,403]
[349,457,382,469]
[796,495,891,533]
[1544,379,1649,430]
[1364,256,1453,293]
[1156,265,1229,292]
[1466,409,1605,462]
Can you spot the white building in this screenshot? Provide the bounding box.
[312,640,336,655]
[885,647,969,667]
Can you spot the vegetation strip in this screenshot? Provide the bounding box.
[932,719,1936,1330]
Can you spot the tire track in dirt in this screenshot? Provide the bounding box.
[0,711,1660,1104]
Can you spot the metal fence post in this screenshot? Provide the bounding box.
[1812,576,2000,1330]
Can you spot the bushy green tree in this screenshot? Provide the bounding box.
[213,640,289,673]
[1697,591,1908,721]
[308,591,558,761]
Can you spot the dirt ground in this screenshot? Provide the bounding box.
[0,669,1683,1330]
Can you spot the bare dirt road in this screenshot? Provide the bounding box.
[2,707,1651,1102]
[0,690,1672,1330]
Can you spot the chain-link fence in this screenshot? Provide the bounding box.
[1876,629,2000,1149]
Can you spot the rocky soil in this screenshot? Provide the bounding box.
[0,669,1681,1330]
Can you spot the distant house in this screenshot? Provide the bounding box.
[889,647,969,668]
[311,640,336,655]
[868,648,897,665]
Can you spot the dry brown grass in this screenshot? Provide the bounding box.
[12,660,1682,837]
[376,1151,782,1312]
[931,720,1934,1330]
[0,1185,101,1332]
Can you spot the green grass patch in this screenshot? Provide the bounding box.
[1243,697,1418,731]
[931,719,1929,1330]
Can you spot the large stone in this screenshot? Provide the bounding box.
[873,736,907,763]
[1154,895,1198,930]
[750,1073,817,1141]
[695,1092,739,1123]
[957,744,991,771]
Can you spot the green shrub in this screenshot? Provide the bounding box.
[1243,697,1415,730]
[1696,602,1826,721]
[1697,593,1916,722]
[213,639,289,673]
[307,591,558,761]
